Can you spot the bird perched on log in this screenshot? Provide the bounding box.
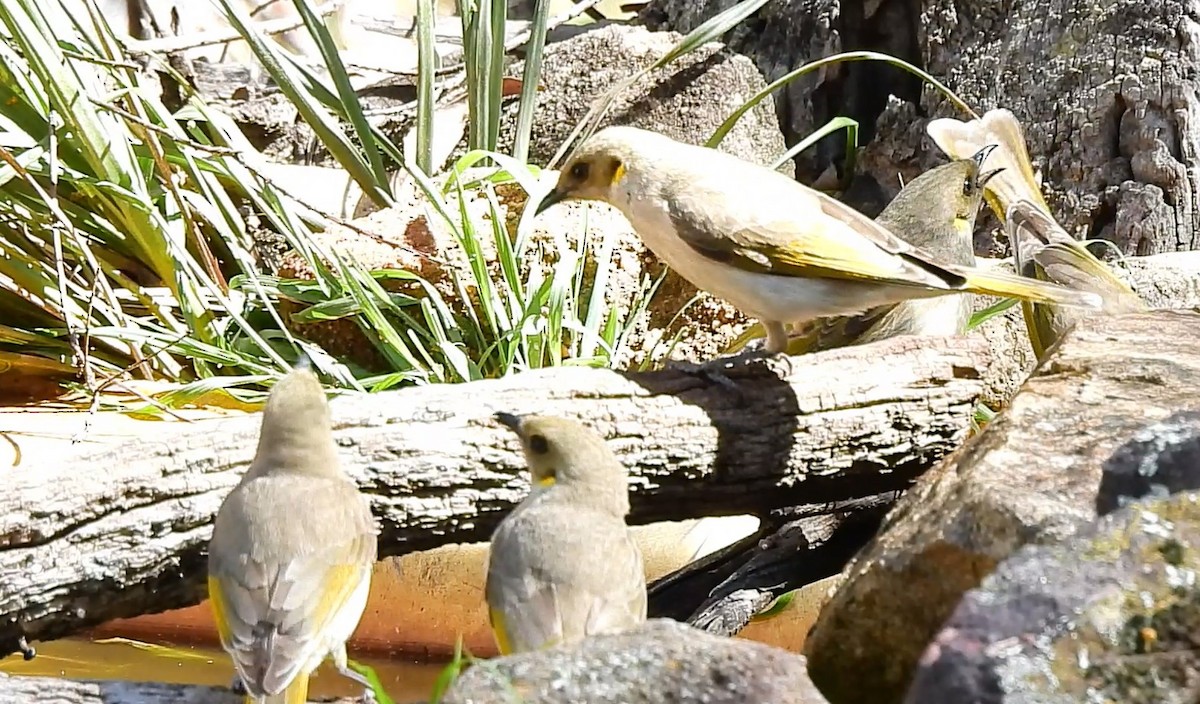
[208,357,379,704]
[927,108,1147,359]
[534,126,1102,372]
[486,412,646,654]
[730,145,1002,355]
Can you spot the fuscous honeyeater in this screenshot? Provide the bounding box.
[208,358,378,704]
[927,108,1146,358]
[534,126,1103,359]
[486,412,646,654]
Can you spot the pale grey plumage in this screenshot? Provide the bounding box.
[486,414,646,654]
[208,363,378,702]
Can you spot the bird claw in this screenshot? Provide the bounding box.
[335,658,377,703]
[16,636,35,661]
[228,675,247,695]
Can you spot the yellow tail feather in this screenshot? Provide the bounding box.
[489,607,514,656]
[957,267,1102,309]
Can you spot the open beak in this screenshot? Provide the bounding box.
[978,167,1006,187]
[494,411,523,432]
[971,143,999,168]
[533,188,567,216]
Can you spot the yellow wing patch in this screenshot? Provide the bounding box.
[489,607,513,656]
[751,227,915,284]
[207,576,234,646]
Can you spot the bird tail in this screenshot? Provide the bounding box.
[257,676,310,704]
[952,265,1103,309]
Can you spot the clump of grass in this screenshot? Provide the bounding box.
[0,0,653,411]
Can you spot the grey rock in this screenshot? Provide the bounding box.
[496,23,790,172]
[1097,411,1200,515]
[443,618,828,704]
[804,310,1200,704]
[905,492,1200,704]
[966,251,1200,409]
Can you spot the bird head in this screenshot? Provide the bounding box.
[534,126,669,215]
[493,412,627,494]
[250,359,341,478]
[876,145,1005,254]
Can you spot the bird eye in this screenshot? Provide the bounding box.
[569,162,590,181]
[528,434,550,455]
[962,176,973,196]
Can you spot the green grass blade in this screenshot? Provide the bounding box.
[212,0,392,207]
[770,116,858,170]
[289,0,390,192]
[485,0,507,151]
[550,0,772,167]
[966,297,1018,331]
[415,0,438,174]
[511,0,551,162]
[708,50,978,148]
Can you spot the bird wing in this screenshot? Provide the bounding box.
[209,535,375,694]
[789,304,906,354]
[668,183,967,289]
[1006,200,1145,311]
[485,505,645,654]
[208,481,377,696]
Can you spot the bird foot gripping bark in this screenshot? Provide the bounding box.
[337,657,378,704]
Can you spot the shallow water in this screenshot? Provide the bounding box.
[0,636,446,703]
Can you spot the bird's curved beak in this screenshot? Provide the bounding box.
[494,411,523,432]
[971,143,1000,168]
[979,167,1006,187]
[533,187,567,216]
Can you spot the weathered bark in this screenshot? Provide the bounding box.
[0,336,987,658]
[0,674,360,704]
[647,491,898,631]
[641,0,1200,256]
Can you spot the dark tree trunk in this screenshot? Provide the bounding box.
[640,0,1200,256]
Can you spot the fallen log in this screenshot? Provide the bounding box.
[0,335,989,657]
[648,491,899,631]
[0,673,357,704]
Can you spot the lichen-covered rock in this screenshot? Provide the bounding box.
[906,492,1200,704]
[1097,411,1200,516]
[442,619,828,704]
[804,310,1200,704]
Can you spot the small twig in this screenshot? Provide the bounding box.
[0,432,21,468]
[120,0,346,55]
[73,330,197,443]
[60,49,143,70]
[503,0,605,53]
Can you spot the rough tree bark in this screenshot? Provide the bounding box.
[0,336,987,658]
[641,0,1200,255]
[648,491,898,631]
